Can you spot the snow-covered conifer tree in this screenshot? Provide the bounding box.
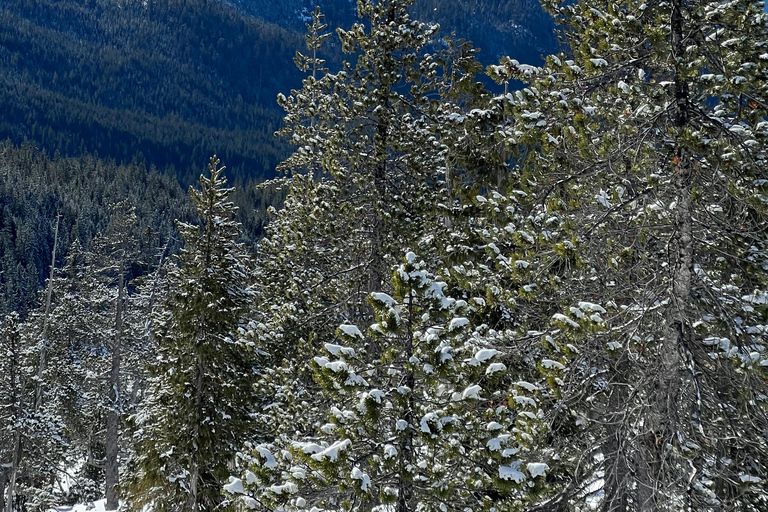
[251,0,492,454]
[485,0,768,509]
[229,253,552,512]
[125,157,256,512]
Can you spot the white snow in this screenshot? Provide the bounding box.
[513,396,537,408]
[541,359,565,370]
[449,317,470,331]
[337,324,364,340]
[351,466,371,491]
[578,301,607,313]
[742,292,767,304]
[383,444,398,459]
[255,445,278,469]
[224,476,245,494]
[499,465,526,483]
[461,384,482,400]
[268,482,298,495]
[516,381,538,392]
[474,348,500,362]
[310,439,351,462]
[294,442,324,455]
[50,501,107,512]
[527,462,549,478]
[486,362,507,375]
[324,361,349,373]
[552,313,580,328]
[420,412,438,433]
[368,389,386,403]
[370,292,396,306]
[487,434,511,451]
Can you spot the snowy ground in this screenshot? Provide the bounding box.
[49,499,107,512]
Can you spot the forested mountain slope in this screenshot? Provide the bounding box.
[232,0,558,65]
[0,0,557,183]
[0,0,302,183]
[1,1,767,512]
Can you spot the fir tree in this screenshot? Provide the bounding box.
[251,0,490,453]
[125,157,256,512]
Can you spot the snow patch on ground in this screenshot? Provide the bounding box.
[50,500,107,512]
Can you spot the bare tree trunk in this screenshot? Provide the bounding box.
[6,215,60,512]
[105,271,125,511]
[35,214,60,411]
[661,0,692,436]
[5,431,21,512]
[639,3,692,509]
[601,353,630,512]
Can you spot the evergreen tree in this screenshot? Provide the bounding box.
[485,0,768,509]
[125,157,256,512]
[251,0,490,451]
[0,313,23,512]
[229,254,551,512]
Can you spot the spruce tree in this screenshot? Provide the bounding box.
[125,157,256,512]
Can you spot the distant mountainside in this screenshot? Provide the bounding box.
[0,0,557,183]
[0,0,302,183]
[232,0,558,65]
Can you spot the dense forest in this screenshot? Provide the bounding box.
[0,0,302,183]
[1,0,768,512]
[0,0,557,185]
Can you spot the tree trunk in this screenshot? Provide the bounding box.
[6,215,60,512]
[188,350,204,512]
[397,289,415,512]
[444,157,453,229]
[35,214,60,411]
[105,271,125,511]
[661,0,692,458]
[0,469,7,512]
[5,431,21,512]
[639,2,692,509]
[601,353,630,512]
[368,4,396,297]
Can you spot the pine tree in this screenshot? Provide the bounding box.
[228,253,551,512]
[125,157,256,512]
[485,0,768,509]
[251,0,491,454]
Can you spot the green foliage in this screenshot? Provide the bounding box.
[229,254,551,512]
[125,157,257,512]
[0,0,300,183]
[486,0,768,509]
